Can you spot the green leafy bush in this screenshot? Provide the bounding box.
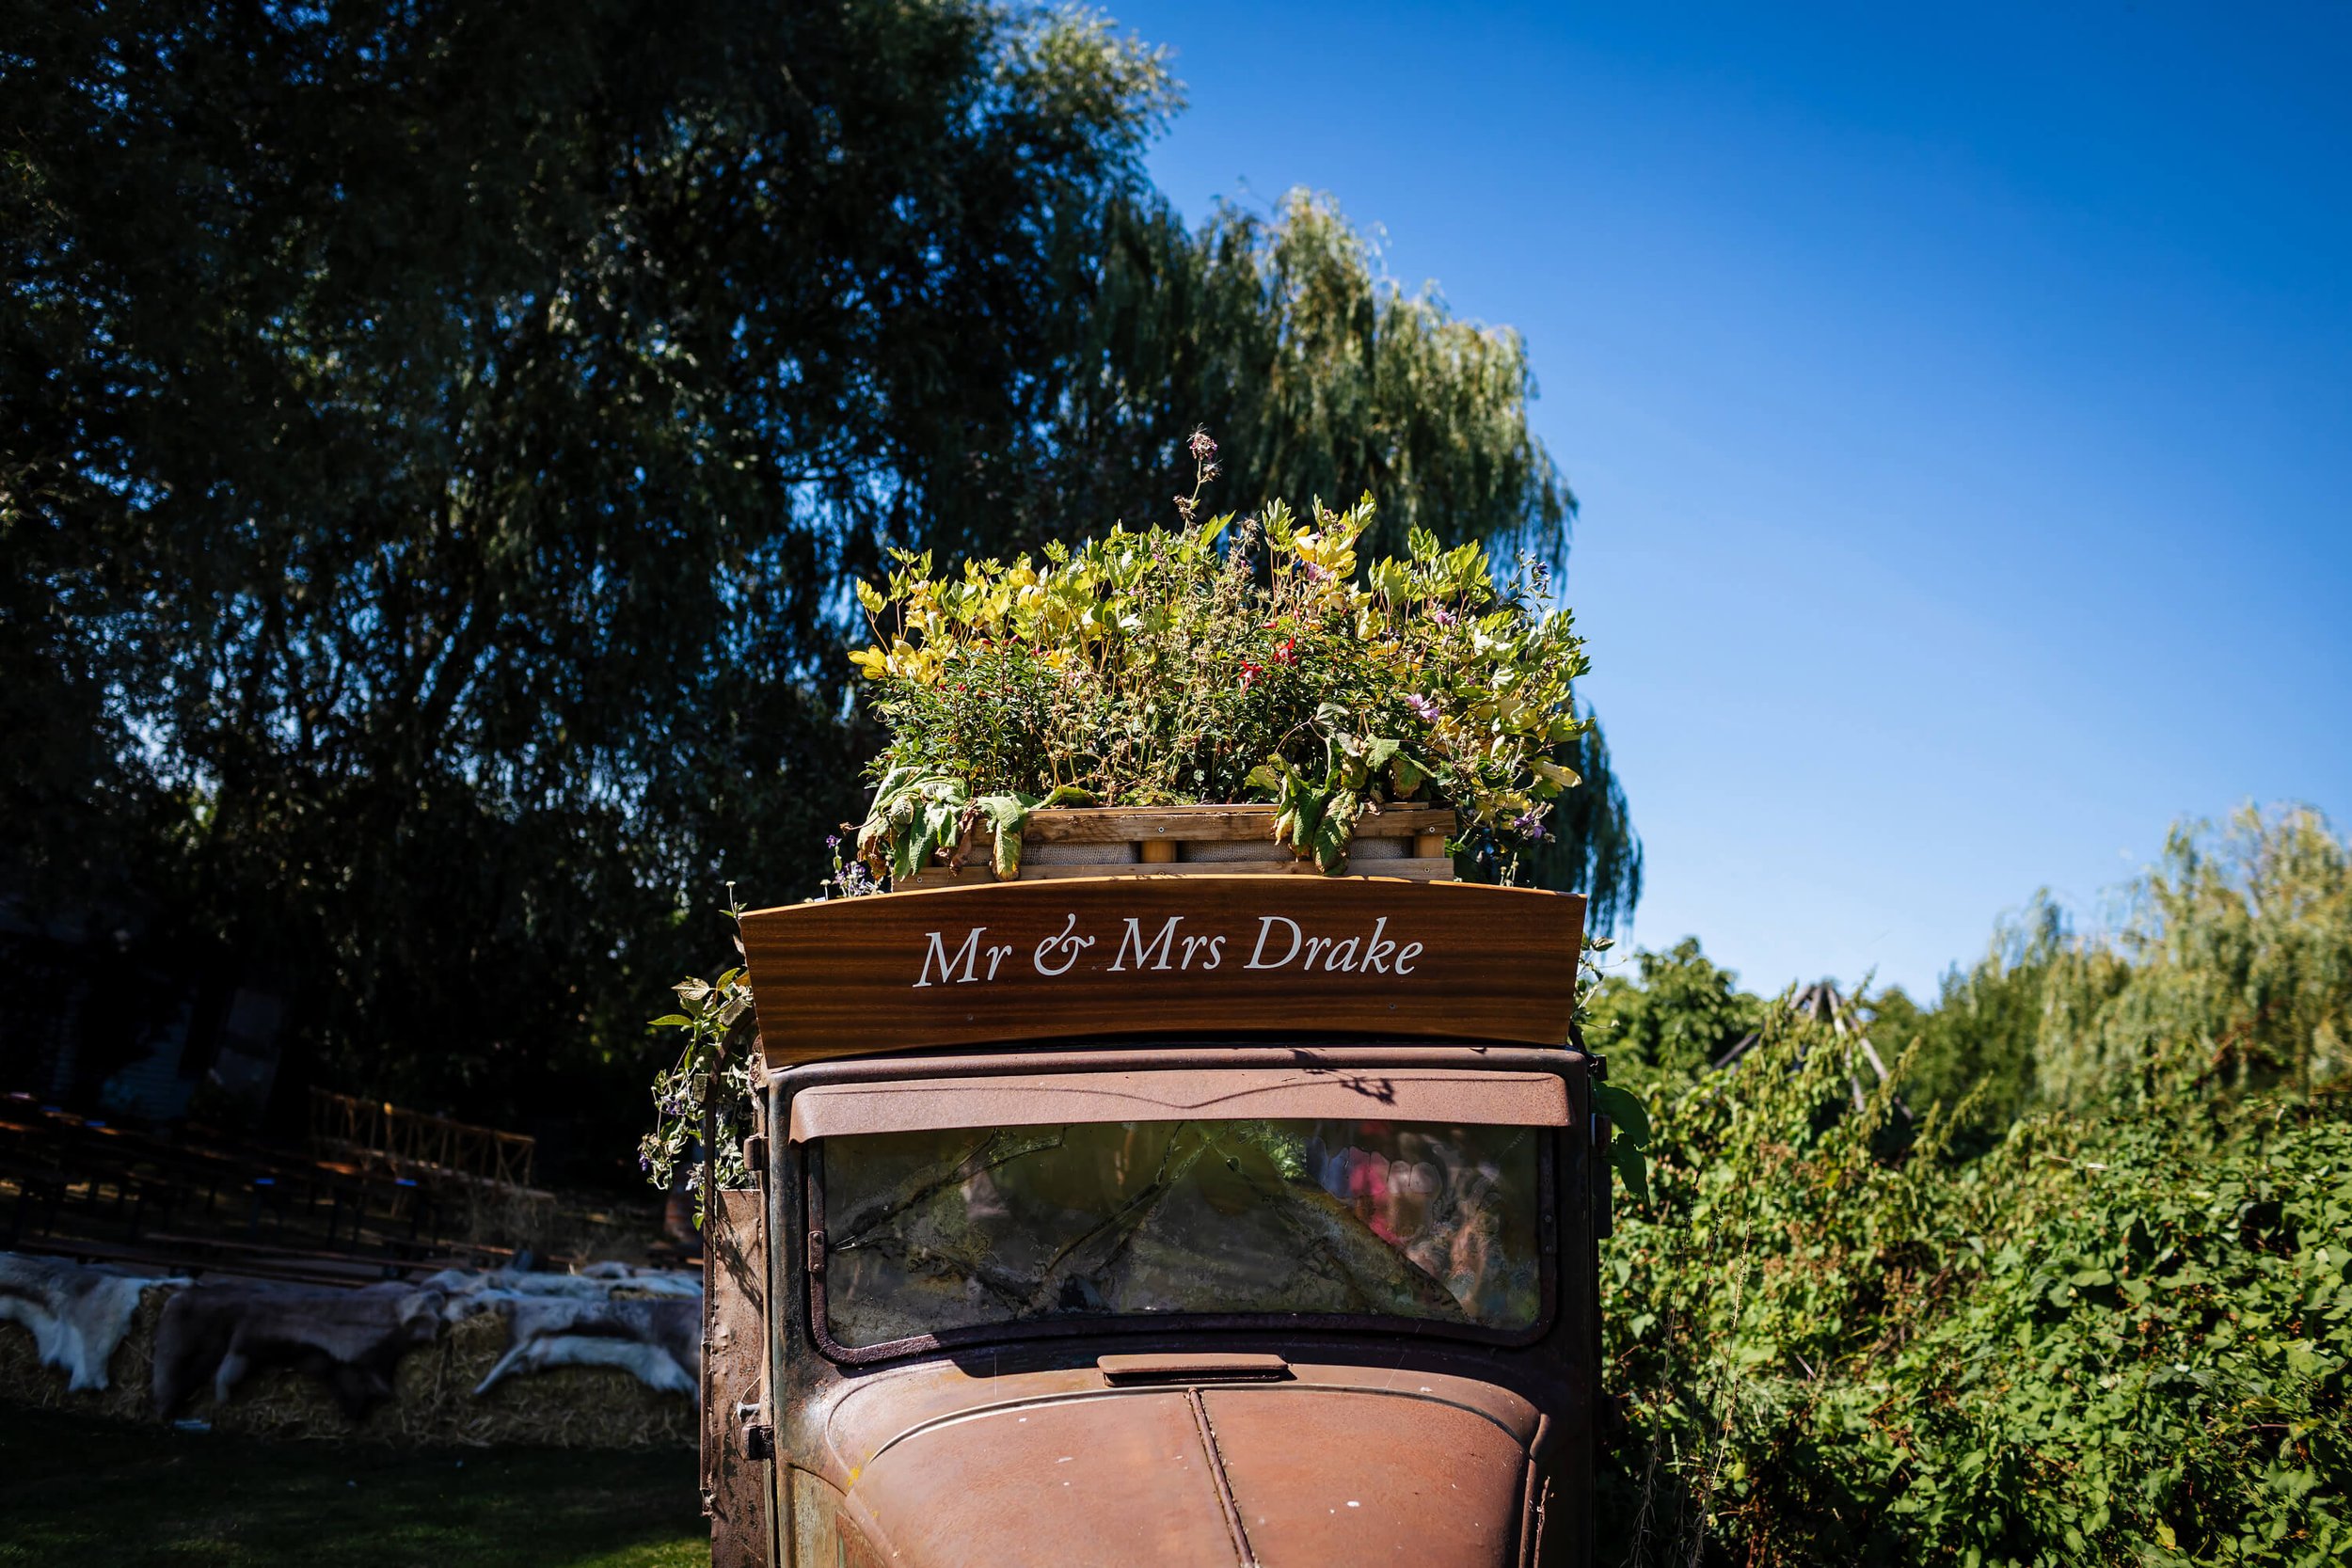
[845,438,1594,878]
[1597,806,2352,1566]
[1583,936,1768,1084]
[1602,1019,2349,1566]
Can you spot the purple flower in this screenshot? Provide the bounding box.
[1299,561,1332,583]
[1405,693,1441,723]
[638,1151,653,1172]
[1514,813,1548,842]
[1428,604,1457,628]
[1188,428,1218,462]
[826,833,842,849]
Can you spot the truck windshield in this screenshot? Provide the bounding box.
[815,1118,1543,1350]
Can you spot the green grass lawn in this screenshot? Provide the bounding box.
[0,1408,707,1568]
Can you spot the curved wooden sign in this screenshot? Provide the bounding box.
[739,875,1586,1064]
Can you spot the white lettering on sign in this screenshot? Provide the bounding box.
[1032,912,1096,976]
[1109,915,1183,972]
[1246,915,1302,970]
[910,911,1425,989]
[914,926,986,988]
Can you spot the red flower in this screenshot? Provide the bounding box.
[1238,659,1263,689]
[1270,639,1297,667]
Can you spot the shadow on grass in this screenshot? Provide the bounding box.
[0,1407,706,1568]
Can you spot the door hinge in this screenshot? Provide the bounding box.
[736,1400,774,1461]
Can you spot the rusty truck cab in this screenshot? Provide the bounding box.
[705,875,1604,1567]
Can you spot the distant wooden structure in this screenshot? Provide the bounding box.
[1712,981,1911,1120]
[308,1088,536,1188]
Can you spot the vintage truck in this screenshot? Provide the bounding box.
[699,846,1609,1567]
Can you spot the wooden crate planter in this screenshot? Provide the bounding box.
[898,804,1457,890]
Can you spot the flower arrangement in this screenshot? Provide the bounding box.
[641,436,1600,1206]
[850,435,1593,878]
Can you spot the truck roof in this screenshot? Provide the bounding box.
[739,875,1586,1064]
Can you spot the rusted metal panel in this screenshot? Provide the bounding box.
[800,1357,1547,1567]
[785,1066,1570,1141]
[840,1389,1243,1566]
[740,877,1586,1063]
[703,1187,771,1568]
[837,1391,1242,1560]
[808,1356,1547,1487]
[1201,1386,1530,1566]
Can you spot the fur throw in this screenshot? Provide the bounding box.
[0,1253,183,1391]
[152,1279,444,1419]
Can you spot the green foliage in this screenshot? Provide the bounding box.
[1591,1079,1654,1204]
[1050,189,1577,568]
[1867,895,2065,1145]
[1583,937,1768,1084]
[1512,716,1645,934]
[3,2,1639,1158]
[1598,807,2352,1567]
[2035,805,2352,1110]
[1867,805,2352,1142]
[855,769,1095,883]
[848,470,1595,877]
[635,893,755,1217]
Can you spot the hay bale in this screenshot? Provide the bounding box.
[0,1282,169,1422]
[199,1303,693,1449]
[4,1281,694,1449]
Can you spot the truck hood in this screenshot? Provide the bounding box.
[828,1363,1540,1567]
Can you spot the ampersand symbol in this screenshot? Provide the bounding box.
[1033,912,1096,976]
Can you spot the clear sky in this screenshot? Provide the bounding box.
[1112,0,2352,998]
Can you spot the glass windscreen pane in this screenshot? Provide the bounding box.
[818,1118,1543,1348]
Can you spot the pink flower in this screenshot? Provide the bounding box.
[1428,604,1457,628]
[1188,428,1218,462]
[1405,693,1441,723]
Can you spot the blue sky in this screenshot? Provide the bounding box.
[1112,0,2352,998]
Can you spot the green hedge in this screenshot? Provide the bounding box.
[1595,807,2352,1566]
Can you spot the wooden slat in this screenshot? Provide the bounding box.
[740,876,1586,1060]
[1024,804,1454,844]
[900,859,1456,890]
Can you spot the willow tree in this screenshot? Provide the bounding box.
[1031,190,1639,921]
[1038,190,1571,564]
[2,0,1634,1156]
